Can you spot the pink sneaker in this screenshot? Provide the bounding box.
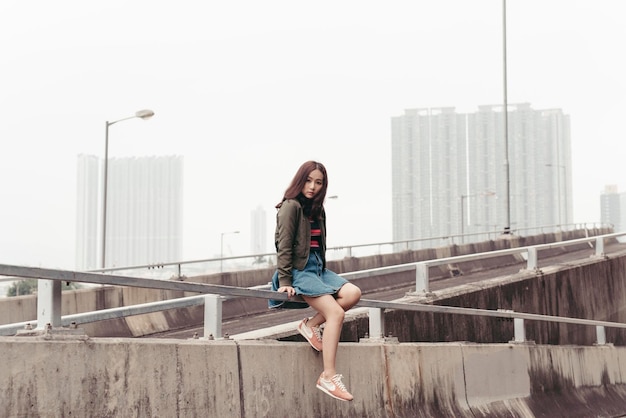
[316,373,353,401]
[297,318,323,351]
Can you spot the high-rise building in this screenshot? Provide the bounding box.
[391,103,572,247]
[75,154,100,270]
[75,155,183,270]
[391,107,466,247]
[250,205,268,254]
[600,185,626,232]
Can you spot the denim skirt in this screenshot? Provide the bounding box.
[268,251,349,309]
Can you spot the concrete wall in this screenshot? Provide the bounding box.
[343,248,626,347]
[3,337,626,417]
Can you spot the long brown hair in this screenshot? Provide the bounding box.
[276,160,328,219]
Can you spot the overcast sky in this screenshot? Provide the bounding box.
[1,1,625,270]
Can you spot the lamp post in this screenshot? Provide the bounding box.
[460,191,496,243]
[545,112,565,227]
[502,0,511,235]
[460,194,469,241]
[220,230,240,272]
[101,109,155,269]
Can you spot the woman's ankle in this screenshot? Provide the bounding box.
[308,316,324,329]
[321,370,337,380]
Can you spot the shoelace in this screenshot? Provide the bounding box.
[312,325,322,342]
[331,374,348,392]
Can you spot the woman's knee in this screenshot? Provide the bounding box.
[331,306,345,323]
[322,301,344,322]
[343,283,361,302]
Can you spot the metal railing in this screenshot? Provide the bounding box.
[1,229,625,346]
[83,222,610,281]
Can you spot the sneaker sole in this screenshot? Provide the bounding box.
[316,384,352,402]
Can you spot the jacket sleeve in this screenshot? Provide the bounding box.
[276,200,299,287]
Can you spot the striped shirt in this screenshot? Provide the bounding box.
[310,218,321,251]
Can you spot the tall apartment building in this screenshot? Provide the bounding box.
[600,185,626,232]
[250,205,268,255]
[75,154,101,270]
[75,155,183,270]
[391,103,572,247]
[391,107,466,247]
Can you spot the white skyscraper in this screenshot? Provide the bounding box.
[391,107,466,247]
[250,205,268,254]
[75,155,183,270]
[600,185,626,232]
[75,154,100,270]
[391,103,572,246]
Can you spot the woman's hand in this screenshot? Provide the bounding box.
[277,286,296,297]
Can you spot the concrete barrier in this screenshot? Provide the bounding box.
[1,337,242,418]
[2,337,626,417]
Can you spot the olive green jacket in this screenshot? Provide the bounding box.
[274,198,327,287]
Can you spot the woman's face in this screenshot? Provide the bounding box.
[302,169,324,199]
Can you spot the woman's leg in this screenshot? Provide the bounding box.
[303,294,344,378]
[307,283,361,328]
[336,282,362,310]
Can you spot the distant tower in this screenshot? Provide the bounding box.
[391,107,466,248]
[600,185,626,232]
[250,205,267,254]
[75,154,100,270]
[75,154,183,270]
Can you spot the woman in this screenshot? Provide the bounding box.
[269,160,362,402]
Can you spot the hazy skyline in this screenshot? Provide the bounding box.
[1,1,625,270]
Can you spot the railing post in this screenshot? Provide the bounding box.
[595,236,605,257]
[204,294,222,339]
[415,263,429,293]
[526,247,538,270]
[368,308,385,339]
[37,279,62,329]
[511,317,526,343]
[595,326,607,345]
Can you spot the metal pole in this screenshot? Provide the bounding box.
[220,231,240,272]
[220,233,224,273]
[99,110,154,270]
[555,118,562,226]
[101,121,110,269]
[36,279,62,329]
[502,0,511,235]
[562,164,567,224]
[460,195,465,243]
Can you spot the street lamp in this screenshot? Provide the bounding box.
[545,112,566,227]
[502,0,511,235]
[460,191,496,243]
[220,230,240,272]
[101,109,155,269]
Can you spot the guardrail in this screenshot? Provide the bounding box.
[1,230,625,345]
[410,231,624,293]
[83,222,609,280]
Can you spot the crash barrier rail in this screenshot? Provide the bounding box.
[1,230,625,344]
[84,222,609,280]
